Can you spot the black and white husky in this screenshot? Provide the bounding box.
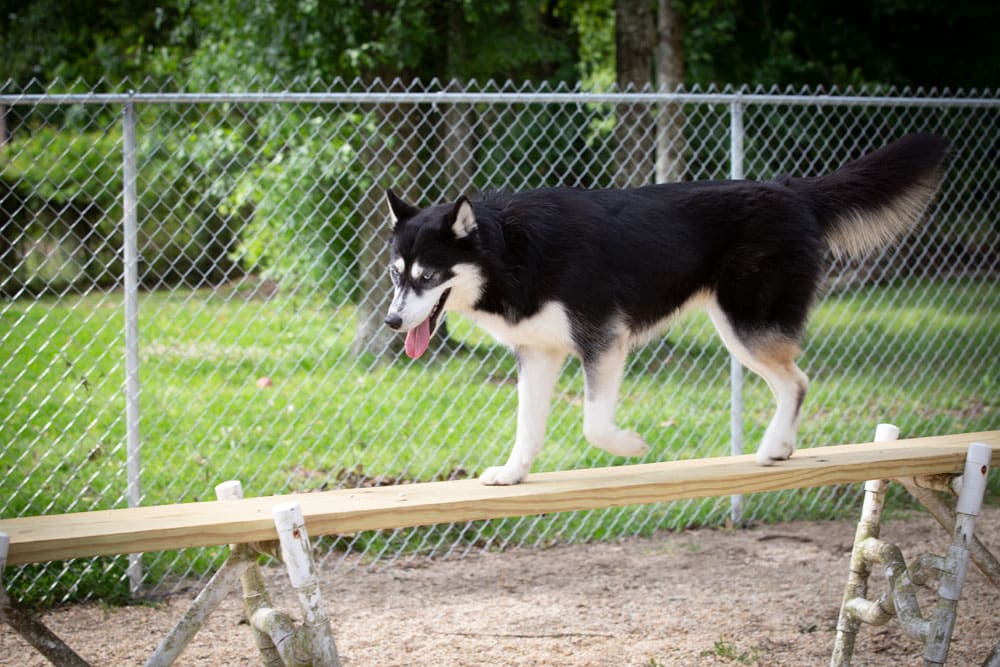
[384,134,949,485]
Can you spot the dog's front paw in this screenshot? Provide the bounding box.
[479,464,527,486]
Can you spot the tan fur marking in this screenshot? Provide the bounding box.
[744,333,802,367]
[825,174,941,259]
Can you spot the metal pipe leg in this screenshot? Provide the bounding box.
[922,443,991,666]
[831,423,899,667]
[900,480,1000,590]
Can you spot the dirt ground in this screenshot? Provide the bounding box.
[3,508,998,666]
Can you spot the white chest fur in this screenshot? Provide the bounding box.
[465,301,576,352]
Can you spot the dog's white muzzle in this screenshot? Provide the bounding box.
[385,287,450,359]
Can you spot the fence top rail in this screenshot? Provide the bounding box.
[1,90,999,108]
[1,431,996,566]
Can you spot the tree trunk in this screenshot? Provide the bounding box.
[441,81,475,201]
[0,181,24,297]
[655,0,686,183]
[614,0,656,188]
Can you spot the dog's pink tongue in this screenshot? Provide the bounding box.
[404,318,432,359]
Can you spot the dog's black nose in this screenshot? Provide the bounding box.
[384,313,403,330]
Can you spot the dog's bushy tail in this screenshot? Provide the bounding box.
[785,133,950,259]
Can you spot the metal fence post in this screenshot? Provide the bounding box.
[122,93,143,594]
[728,98,745,526]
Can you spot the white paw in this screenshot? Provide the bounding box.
[588,428,650,458]
[479,464,528,486]
[755,435,795,466]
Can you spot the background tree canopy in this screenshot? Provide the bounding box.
[2,0,998,90]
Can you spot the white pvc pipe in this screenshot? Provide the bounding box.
[831,422,901,666]
[860,424,900,511]
[273,503,315,591]
[956,443,991,516]
[873,423,900,443]
[249,607,299,665]
[214,480,244,501]
[272,503,340,667]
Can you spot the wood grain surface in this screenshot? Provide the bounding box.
[2,431,995,565]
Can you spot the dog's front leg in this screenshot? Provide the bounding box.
[480,346,566,486]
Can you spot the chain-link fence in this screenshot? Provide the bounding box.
[2,79,998,603]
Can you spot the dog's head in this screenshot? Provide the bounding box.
[384,190,485,359]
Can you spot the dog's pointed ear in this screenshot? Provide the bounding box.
[386,189,418,229]
[448,197,477,239]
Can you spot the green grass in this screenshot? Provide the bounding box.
[700,637,762,664]
[2,276,998,603]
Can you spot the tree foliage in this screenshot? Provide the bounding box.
[676,0,999,89]
[0,0,181,86]
[3,0,997,90]
[143,0,579,87]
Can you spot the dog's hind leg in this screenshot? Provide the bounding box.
[582,339,650,458]
[480,346,566,486]
[746,339,808,465]
[707,303,809,465]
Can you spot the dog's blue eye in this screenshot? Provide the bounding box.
[421,271,438,282]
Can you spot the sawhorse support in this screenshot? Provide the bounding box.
[832,424,998,667]
[0,534,90,666]
[0,481,340,667]
[145,481,339,667]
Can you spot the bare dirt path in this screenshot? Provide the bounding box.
[3,508,998,666]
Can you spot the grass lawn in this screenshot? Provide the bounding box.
[2,276,997,603]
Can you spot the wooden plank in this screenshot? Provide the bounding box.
[1,431,996,566]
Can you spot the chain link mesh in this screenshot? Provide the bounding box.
[1,79,997,602]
